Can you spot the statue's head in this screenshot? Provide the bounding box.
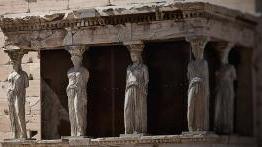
[67,46,86,69]
[217,43,234,65]
[188,36,208,60]
[11,60,22,72]
[130,51,142,64]
[6,50,23,73]
[219,48,230,64]
[71,55,83,69]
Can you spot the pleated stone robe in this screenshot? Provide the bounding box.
[124,63,149,134]
[214,64,236,134]
[66,67,89,136]
[7,70,29,139]
[187,59,209,132]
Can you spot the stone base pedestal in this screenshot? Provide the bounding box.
[182,131,217,136]
[61,136,92,146]
[61,136,91,140]
[120,133,147,138]
[0,135,256,147]
[4,138,36,142]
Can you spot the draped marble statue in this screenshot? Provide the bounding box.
[187,37,210,132]
[6,49,29,139]
[66,46,89,136]
[214,44,236,134]
[124,43,149,134]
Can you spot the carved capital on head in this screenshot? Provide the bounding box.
[213,42,235,52]
[214,42,235,63]
[186,36,209,51]
[65,45,89,57]
[186,36,209,59]
[124,41,144,53]
[3,45,28,65]
[214,42,234,53]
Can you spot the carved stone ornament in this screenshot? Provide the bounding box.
[66,45,87,57]
[186,36,209,52]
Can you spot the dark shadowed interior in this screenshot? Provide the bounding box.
[40,41,253,139]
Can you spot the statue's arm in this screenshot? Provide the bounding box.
[7,74,14,95]
[7,78,14,99]
[187,63,191,81]
[204,61,209,79]
[204,61,210,95]
[84,68,90,82]
[24,72,29,88]
[66,70,72,92]
[125,67,131,90]
[7,75,12,90]
[232,66,237,80]
[143,65,149,86]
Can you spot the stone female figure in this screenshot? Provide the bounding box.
[7,60,29,139]
[187,40,209,132]
[66,52,89,136]
[214,48,236,134]
[124,50,149,134]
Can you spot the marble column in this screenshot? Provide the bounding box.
[214,43,236,134]
[124,41,149,134]
[4,48,29,139]
[186,36,210,132]
[65,45,89,137]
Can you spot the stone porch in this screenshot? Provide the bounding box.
[0,1,259,146]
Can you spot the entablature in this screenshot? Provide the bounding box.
[0,2,258,50]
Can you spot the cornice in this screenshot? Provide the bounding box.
[0,2,257,33]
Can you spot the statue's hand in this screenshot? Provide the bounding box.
[66,88,75,97]
[190,77,201,95]
[141,84,148,95]
[194,84,199,95]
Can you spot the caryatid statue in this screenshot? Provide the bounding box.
[5,49,29,139]
[66,46,89,136]
[186,36,210,132]
[124,42,149,134]
[214,43,236,134]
